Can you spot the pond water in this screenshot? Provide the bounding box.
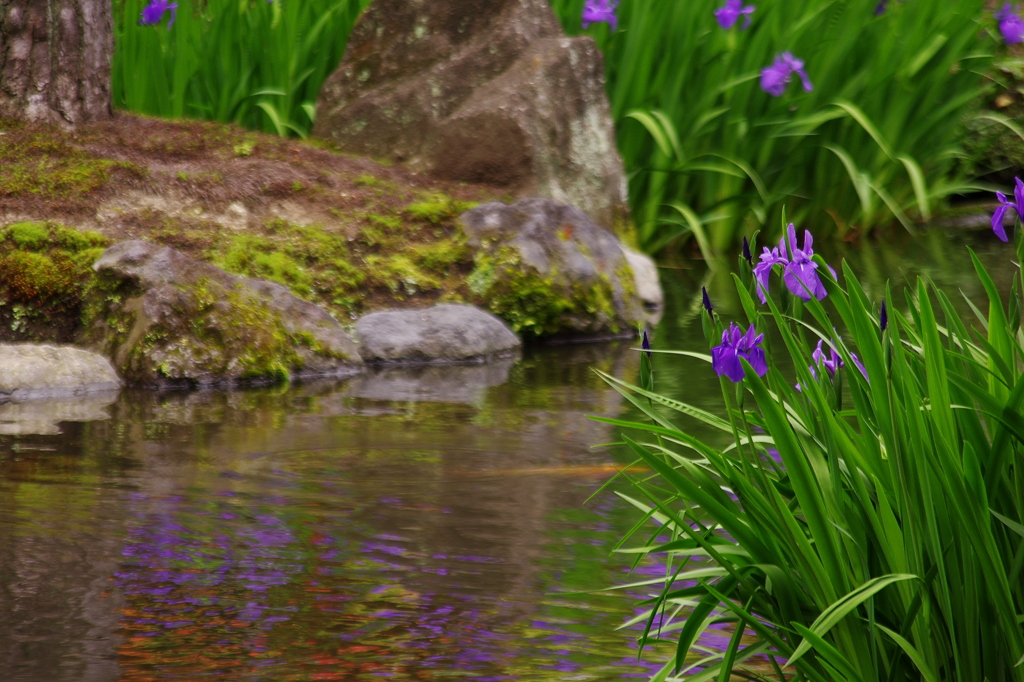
[0,228,1014,681]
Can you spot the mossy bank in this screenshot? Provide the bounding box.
[0,114,646,365]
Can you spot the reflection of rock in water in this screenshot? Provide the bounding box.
[0,390,119,435]
[348,359,517,404]
[0,485,126,681]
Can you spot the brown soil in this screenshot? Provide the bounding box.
[0,111,500,227]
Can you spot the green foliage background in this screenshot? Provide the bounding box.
[112,0,369,138]
[549,0,994,253]
[113,0,1000,251]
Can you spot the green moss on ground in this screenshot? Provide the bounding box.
[403,195,477,225]
[0,222,109,342]
[0,121,146,202]
[208,196,479,320]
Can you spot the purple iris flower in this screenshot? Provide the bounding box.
[760,53,813,97]
[752,224,835,303]
[810,341,843,380]
[782,226,830,301]
[582,0,618,30]
[712,323,769,383]
[992,177,1024,242]
[742,236,753,264]
[997,4,1024,44]
[851,353,868,381]
[139,0,177,27]
[641,330,652,358]
[753,246,786,302]
[702,286,714,314]
[715,0,755,29]
[797,340,868,390]
[880,301,888,332]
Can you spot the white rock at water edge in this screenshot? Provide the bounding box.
[622,247,664,310]
[0,344,122,401]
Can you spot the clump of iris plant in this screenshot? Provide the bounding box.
[760,53,813,97]
[715,0,755,30]
[997,3,1024,45]
[753,224,835,303]
[992,177,1024,242]
[582,0,618,30]
[139,0,177,27]
[712,323,768,382]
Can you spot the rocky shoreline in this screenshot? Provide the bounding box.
[0,196,662,397]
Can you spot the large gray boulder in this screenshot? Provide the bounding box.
[0,344,121,401]
[313,0,628,229]
[356,304,520,363]
[83,241,362,387]
[461,198,646,338]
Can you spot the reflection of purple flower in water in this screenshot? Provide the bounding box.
[247,515,294,547]
[117,492,303,648]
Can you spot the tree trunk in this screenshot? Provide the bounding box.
[0,0,112,125]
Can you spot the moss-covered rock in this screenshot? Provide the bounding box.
[461,198,648,338]
[83,241,362,388]
[0,222,109,342]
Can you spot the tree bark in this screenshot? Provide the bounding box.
[0,0,112,125]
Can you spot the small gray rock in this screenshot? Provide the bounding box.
[356,304,521,363]
[0,344,121,401]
